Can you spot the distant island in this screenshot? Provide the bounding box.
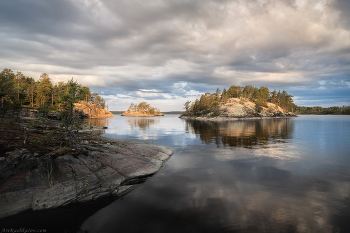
[121,102,164,117]
[295,106,350,115]
[180,85,297,121]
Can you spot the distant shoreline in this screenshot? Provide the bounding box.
[295,113,350,115]
[121,115,164,117]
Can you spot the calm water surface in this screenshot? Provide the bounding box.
[78,115,350,233]
[2,115,349,232]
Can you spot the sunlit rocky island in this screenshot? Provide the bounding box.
[121,102,164,117]
[180,86,297,121]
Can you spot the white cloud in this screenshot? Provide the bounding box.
[116,94,129,98]
[185,90,202,96]
[136,91,159,97]
[173,81,187,89]
[139,89,160,92]
[162,94,172,99]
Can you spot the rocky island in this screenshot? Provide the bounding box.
[121,102,164,117]
[180,85,297,121]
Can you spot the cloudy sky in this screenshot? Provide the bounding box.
[1,0,350,111]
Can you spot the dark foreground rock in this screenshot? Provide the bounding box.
[0,137,173,219]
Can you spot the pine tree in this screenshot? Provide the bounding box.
[36,73,52,107]
[0,69,16,115]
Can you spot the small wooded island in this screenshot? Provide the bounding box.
[121,102,164,117]
[180,85,297,121]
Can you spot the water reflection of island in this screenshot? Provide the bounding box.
[84,118,110,135]
[128,119,159,130]
[85,118,110,127]
[186,119,294,148]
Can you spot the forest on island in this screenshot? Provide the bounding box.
[184,85,296,116]
[0,68,106,116]
[126,102,161,115]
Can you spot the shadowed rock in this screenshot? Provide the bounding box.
[0,137,173,219]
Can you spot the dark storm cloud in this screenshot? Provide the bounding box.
[1,0,350,110]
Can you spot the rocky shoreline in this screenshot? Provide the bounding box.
[0,121,173,219]
[121,111,164,117]
[179,115,297,121]
[20,103,114,120]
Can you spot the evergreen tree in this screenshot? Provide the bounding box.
[0,69,17,115]
[215,87,221,100]
[24,77,36,107]
[36,73,52,107]
[243,85,254,100]
[221,88,229,103]
[15,72,26,103]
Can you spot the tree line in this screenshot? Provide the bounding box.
[127,102,160,115]
[184,85,296,116]
[0,68,106,116]
[295,106,350,115]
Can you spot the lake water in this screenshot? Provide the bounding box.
[78,115,350,233]
[1,115,349,232]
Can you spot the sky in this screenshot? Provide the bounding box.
[1,0,350,111]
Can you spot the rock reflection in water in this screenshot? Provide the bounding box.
[128,118,159,130]
[84,118,110,127]
[84,118,109,135]
[186,118,294,148]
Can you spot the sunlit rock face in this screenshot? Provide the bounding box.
[74,101,114,118]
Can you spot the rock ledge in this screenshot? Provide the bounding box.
[0,137,173,219]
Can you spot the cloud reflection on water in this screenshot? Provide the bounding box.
[161,151,350,233]
[77,115,350,233]
[127,118,159,130]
